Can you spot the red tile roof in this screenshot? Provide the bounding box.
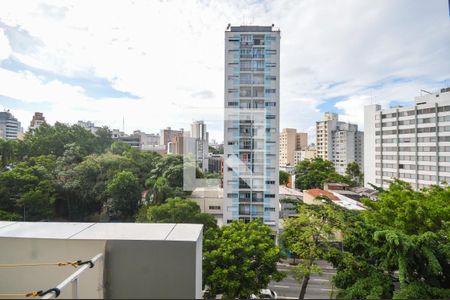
[304,188,339,201]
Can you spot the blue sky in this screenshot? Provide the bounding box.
[0,0,449,142]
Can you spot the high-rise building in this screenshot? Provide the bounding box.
[316,112,364,175]
[364,87,450,190]
[191,121,209,171]
[160,127,184,149]
[223,25,281,231]
[279,128,308,167]
[29,112,46,131]
[0,110,21,140]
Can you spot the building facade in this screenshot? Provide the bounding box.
[293,146,316,165]
[0,110,21,140]
[160,127,184,148]
[364,87,450,190]
[279,128,308,167]
[223,25,280,231]
[191,121,209,171]
[316,112,363,175]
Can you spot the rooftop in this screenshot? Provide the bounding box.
[279,186,303,198]
[0,221,202,241]
[304,189,339,201]
[0,222,203,298]
[227,25,279,32]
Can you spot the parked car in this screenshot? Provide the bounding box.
[250,289,278,299]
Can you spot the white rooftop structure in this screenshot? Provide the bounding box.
[0,222,203,299]
[328,192,366,210]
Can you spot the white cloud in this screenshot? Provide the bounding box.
[0,28,11,61]
[0,0,449,142]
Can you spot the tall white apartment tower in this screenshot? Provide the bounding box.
[191,120,209,172]
[316,112,364,175]
[223,25,281,231]
[365,87,450,190]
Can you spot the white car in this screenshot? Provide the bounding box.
[250,289,278,299]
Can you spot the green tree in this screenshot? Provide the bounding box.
[329,179,450,299]
[294,157,351,190]
[110,140,131,155]
[279,170,289,185]
[345,161,363,186]
[145,177,172,204]
[0,139,19,167]
[0,157,56,220]
[57,152,137,220]
[203,220,285,299]
[106,170,141,220]
[22,123,100,158]
[94,126,114,153]
[282,203,342,299]
[138,197,217,231]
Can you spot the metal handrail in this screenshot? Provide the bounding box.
[42,253,104,299]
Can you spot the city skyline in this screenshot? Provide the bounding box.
[0,1,449,142]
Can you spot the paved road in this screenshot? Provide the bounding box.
[268,260,337,299]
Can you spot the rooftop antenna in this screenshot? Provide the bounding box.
[122,116,125,133]
[421,89,432,96]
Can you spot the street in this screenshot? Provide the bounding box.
[268,260,337,299]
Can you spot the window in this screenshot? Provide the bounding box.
[209,206,221,210]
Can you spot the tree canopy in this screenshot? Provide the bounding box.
[203,220,285,299]
[0,123,195,222]
[282,202,343,299]
[294,158,351,190]
[345,161,363,186]
[328,179,450,299]
[137,197,217,232]
[279,170,289,185]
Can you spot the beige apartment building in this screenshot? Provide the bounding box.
[316,112,363,175]
[279,128,308,167]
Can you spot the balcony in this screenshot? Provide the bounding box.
[0,222,203,299]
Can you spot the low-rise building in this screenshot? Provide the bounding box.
[293,146,316,165]
[303,188,365,210]
[279,186,303,218]
[191,186,224,227]
[303,189,339,205]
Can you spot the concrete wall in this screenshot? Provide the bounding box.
[0,222,203,299]
[0,237,105,298]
